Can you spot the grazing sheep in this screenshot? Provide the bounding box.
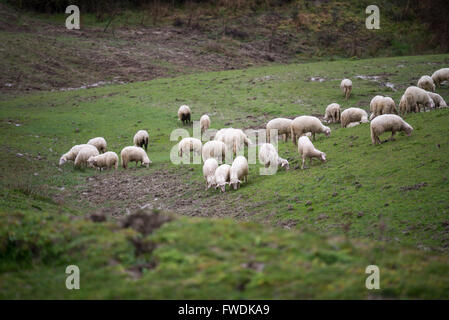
[202,140,226,163]
[400,86,435,114]
[178,137,202,157]
[417,75,435,92]
[87,151,119,171]
[229,156,249,190]
[200,114,211,134]
[178,105,191,124]
[214,164,231,193]
[340,79,352,100]
[431,68,449,87]
[341,108,369,128]
[427,92,448,109]
[215,128,251,155]
[370,96,398,120]
[59,144,91,166]
[203,158,218,190]
[323,103,341,123]
[87,137,107,153]
[266,118,293,142]
[297,136,326,170]
[74,145,99,168]
[258,143,289,171]
[291,116,331,145]
[370,114,413,145]
[120,146,151,169]
[133,130,149,151]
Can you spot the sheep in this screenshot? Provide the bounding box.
[215,128,251,155]
[87,137,107,153]
[431,68,449,87]
[417,75,435,92]
[258,143,289,171]
[340,79,352,100]
[133,130,149,151]
[87,151,119,171]
[369,96,398,120]
[178,137,202,157]
[200,114,210,134]
[291,116,331,145]
[74,145,99,168]
[341,108,369,128]
[202,140,226,163]
[346,122,363,128]
[323,103,341,123]
[266,118,293,143]
[427,92,448,109]
[120,146,152,169]
[370,114,413,145]
[297,136,326,170]
[214,164,231,193]
[229,156,249,190]
[203,158,218,190]
[178,105,191,124]
[400,86,435,114]
[59,144,91,166]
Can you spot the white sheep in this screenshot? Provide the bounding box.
[400,86,435,114]
[417,75,435,92]
[215,128,251,155]
[74,145,99,168]
[202,140,226,163]
[323,103,341,123]
[59,144,91,166]
[87,137,107,153]
[266,118,293,143]
[291,116,331,144]
[133,130,149,151]
[229,156,249,190]
[87,151,119,171]
[258,143,289,171]
[369,96,398,120]
[341,107,369,128]
[431,68,449,87]
[214,164,231,193]
[427,92,448,109]
[370,114,413,145]
[178,137,202,157]
[203,158,218,190]
[340,79,352,100]
[178,105,191,124]
[120,146,152,169]
[297,136,326,170]
[200,114,211,134]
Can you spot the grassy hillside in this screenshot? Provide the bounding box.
[1,54,449,298]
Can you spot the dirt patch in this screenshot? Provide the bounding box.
[400,182,428,192]
[120,208,173,236]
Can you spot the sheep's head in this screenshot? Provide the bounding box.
[428,98,435,110]
[207,176,217,190]
[403,123,414,136]
[324,126,331,137]
[320,152,327,162]
[59,156,67,166]
[280,159,289,171]
[87,156,96,168]
[229,179,241,190]
[215,182,228,193]
[142,158,152,168]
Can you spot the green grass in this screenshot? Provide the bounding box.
[1,54,449,298]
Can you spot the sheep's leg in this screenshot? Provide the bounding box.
[283,134,287,142]
[301,157,306,169]
[312,133,316,141]
[310,157,313,167]
[390,131,396,141]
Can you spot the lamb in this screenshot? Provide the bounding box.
[258,143,289,171]
[200,114,210,134]
[340,79,352,100]
[178,105,191,124]
[341,107,369,128]
[87,151,119,171]
[431,68,449,87]
[178,137,202,157]
[214,164,231,193]
[323,103,341,123]
[266,118,293,143]
[427,92,448,109]
[417,75,435,92]
[203,158,218,190]
[59,144,91,166]
[202,140,226,163]
[87,137,107,153]
[133,130,149,151]
[120,146,152,169]
[215,128,251,155]
[297,136,326,170]
[74,145,99,168]
[370,114,413,145]
[369,96,398,120]
[229,156,249,190]
[400,86,435,114]
[291,116,331,145]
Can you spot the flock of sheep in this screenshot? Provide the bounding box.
[58,67,448,193]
